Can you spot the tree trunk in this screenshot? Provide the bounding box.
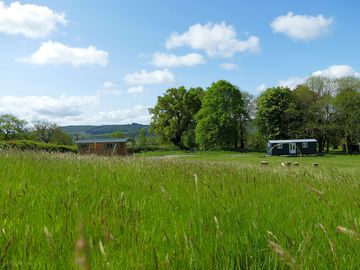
[234,119,238,151]
[346,136,353,154]
[318,138,323,153]
[171,133,183,149]
[326,137,330,153]
[239,125,245,150]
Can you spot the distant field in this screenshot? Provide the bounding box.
[0,151,359,268]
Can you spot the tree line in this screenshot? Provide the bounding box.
[149,76,360,154]
[0,115,73,145]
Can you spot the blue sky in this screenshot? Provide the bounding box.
[0,0,359,125]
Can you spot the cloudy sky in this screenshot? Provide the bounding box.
[0,1,359,125]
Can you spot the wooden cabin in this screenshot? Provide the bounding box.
[267,139,317,156]
[76,138,130,156]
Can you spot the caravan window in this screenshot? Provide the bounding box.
[302,142,308,148]
[277,143,283,149]
[106,143,114,149]
[80,144,89,150]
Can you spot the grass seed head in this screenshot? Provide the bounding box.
[268,240,297,270]
[194,173,199,193]
[336,226,360,241]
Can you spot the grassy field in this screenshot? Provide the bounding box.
[0,150,360,269]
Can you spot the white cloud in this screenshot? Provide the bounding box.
[220,63,238,70]
[127,85,146,96]
[0,1,67,38]
[98,81,123,96]
[256,83,268,93]
[0,95,99,124]
[0,94,152,125]
[124,69,175,85]
[278,77,306,89]
[312,65,360,79]
[22,41,109,67]
[277,65,360,90]
[152,52,205,68]
[165,22,260,58]
[103,81,117,89]
[89,105,150,125]
[271,12,333,41]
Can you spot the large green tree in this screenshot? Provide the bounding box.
[32,120,59,143]
[256,87,301,140]
[195,80,245,150]
[51,128,74,145]
[239,91,254,149]
[304,76,337,153]
[32,120,74,145]
[292,84,318,136]
[333,87,360,153]
[0,114,27,140]
[149,86,204,148]
[136,128,147,147]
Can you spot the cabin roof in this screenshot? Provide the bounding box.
[76,138,129,144]
[268,139,317,144]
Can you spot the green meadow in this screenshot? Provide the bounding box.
[0,150,359,269]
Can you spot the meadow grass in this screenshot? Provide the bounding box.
[0,150,359,269]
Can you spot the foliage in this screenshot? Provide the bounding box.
[111,131,126,138]
[0,114,27,140]
[0,151,360,268]
[256,87,300,140]
[304,76,337,153]
[238,91,254,149]
[52,128,74,145]
[0,140,77,152]
[32,120,58,143]
[136,128,147,147]
[132,143,180,153]
[195,80,245,150]
[333,87,360,153]
[149,86,204,148]
[32,120,74,145]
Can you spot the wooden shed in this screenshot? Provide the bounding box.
[76,138,130,156]
[267,139,317,156]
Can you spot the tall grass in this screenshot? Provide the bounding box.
[0,150,359,268]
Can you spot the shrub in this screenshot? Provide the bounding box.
[0,140,77,153]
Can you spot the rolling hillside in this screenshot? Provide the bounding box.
[61,123,149,139]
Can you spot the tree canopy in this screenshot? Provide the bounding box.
[195,80,245,150]
[0,114,27,140]
[333,87,360,153]
[149,86,204,149]
[256,87,300,140]
[31,120,74,145]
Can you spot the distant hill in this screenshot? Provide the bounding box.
[61,123,149,140]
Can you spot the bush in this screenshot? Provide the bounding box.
[131,144,180,153]
[0,140,77,153]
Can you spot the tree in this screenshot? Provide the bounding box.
[31,120,74,145]
[333,87,360,153]
[336,76,360,91]
[195,80,245,150]
[239,92,254,149]
[51,128,74,145]
[136,128,147,147]
[292,84,318,137]
[0,114,27,140]
[305,76,337,153]
[32,120,59,143]
[256,87,300,140]
[149,86,204,149]
[111,131,126,138]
